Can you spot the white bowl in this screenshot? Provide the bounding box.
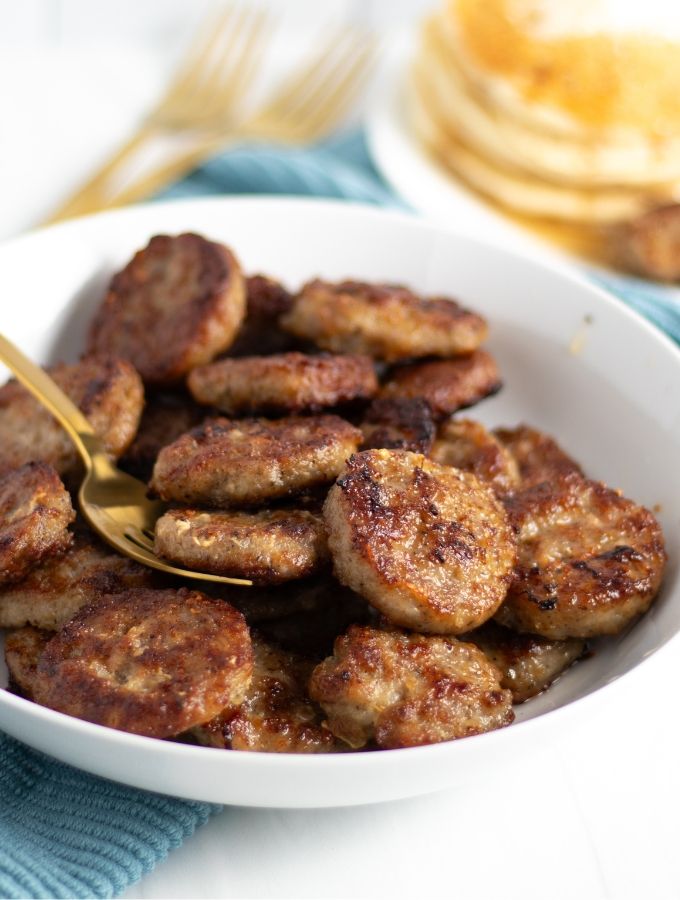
[0,197,678,809]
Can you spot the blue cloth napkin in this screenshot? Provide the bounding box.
[0,733,214,899]
[2,127,679,900]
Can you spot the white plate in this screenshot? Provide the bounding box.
[367,59,680,308]
[0,196,679,808]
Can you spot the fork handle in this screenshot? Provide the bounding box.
[107,122,280,209]
[109,132,232,208]
[43,129,154,225]
[0,334,102,470]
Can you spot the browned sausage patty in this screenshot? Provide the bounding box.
[0,462,74,586]
[120,392,206,480]
[245,274,294,320]
[188,352,378,415]
[210,576,332,625]
[309,624,514,749]
[463,621,586,703]
[257,581,375,658]
[360,397,436,454]
[150,415,362,507]
[324,450,516,634]
[0,356,144,480]
[87,233,246,385]
[380,350,502,419]
[0,525,157,630]
[33,587,253,737]
[430,419,520,495]
[192,635,335,753]
[280,280,488,362]
[494,425,584,488]
[619,203,680,281]
[4,626,52,699]
[213,575,372,648]
[496,473,666,639]
[155,508,328,584]
[228,274,297,357]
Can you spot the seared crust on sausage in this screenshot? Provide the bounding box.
[494,425,584,488]
[4,626,52,699]
[0,356,144,480]
[430,419,520,495]
[228,274,297,357]
[87,233,246,385]
[33,588,253,738]
[155,508,328,584]
[120,392,206,480]
[360,397,436,454]
[496,473,666,638]
[150,415,362,507]
[188,352,378,416]
[380,350,502,419]
[324,450,516,634]
[281,280,488,362]
[245,274,293,318]
[52,356,144,460]
[309,624,514,749]
[0,526,157,630]
[0,463,74,586]
[192,635,335,753]
[463,621,586,703]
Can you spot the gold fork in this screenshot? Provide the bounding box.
[66,29,375,213]
[44,4,272,225]
[0,334,252,586]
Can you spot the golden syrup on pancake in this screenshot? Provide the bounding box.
[453,0,680,135]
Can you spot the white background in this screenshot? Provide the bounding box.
[1,3,679,899]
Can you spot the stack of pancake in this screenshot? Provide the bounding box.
[409,0,680,231]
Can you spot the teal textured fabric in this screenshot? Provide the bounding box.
[161,131,401,208]
[588,269,680,344]
[0,733,215,899]
[1,127,679,900]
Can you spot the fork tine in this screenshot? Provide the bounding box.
[159,4,243,112]
[161,6,273,127]
[287,41,376,139]
[252,29,374,132]
[200,7,272,120]
[255,26,351,117]
[198,6,257,91]
[218,8,272,105]
[252,34,374,143]
[277,33,373,122]
[161,5,251,119]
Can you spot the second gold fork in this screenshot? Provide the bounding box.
[46,26,375,221]
[44,4,272,225]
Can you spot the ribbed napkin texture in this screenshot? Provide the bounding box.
[0,732,214,899]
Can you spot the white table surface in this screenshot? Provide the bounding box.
[1,30,679,900]
[125,649,680,900]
